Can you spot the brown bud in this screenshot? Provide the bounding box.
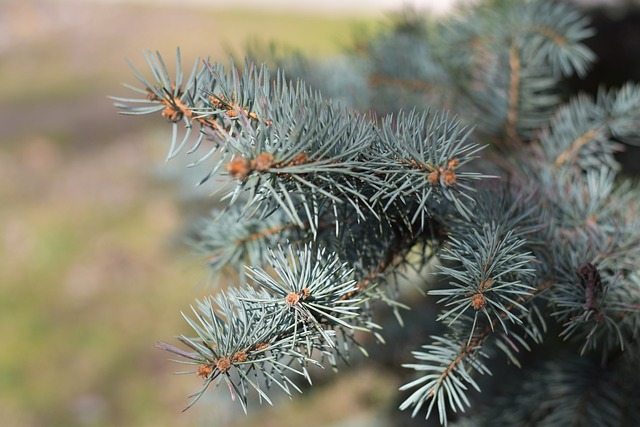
[226,157,252,180]
[232,351,248,363]
[428,170,440,185]
[215,356,232,374]
[478,279,494,292]
[197,364,214,379]
[471,293,486,310]
[285,292,300,306]
[442,169,457,186]
[254,153,275,172]
[162,106,183,122]
[210,95,226,109]
[291,152,309,166]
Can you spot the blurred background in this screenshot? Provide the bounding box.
[1,0,639,426]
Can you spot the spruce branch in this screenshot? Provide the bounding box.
[116,48,489,235]
[158,292,307,413]
[392,0,597,139]
[189,207,303,282]
[161,244,378,411]
[430,227,536,334]
[468,355,640,426]
[505,40,522,144]
[540,83,640,171]
[400,334,491,425]
[112,49,221,161]
[517,0,595,78]
[401,273,554,425]
[114,0,640,424]
[372,110,488,224]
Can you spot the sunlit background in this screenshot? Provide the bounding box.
[1,0,638,426]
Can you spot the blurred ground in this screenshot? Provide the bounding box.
[0,1,416,426]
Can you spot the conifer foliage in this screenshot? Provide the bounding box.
[114,0,640,425]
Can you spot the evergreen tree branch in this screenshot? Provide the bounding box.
[539,84,640,171]
[400,334,491,425]
[190,207,304,281]
[113,1,640,424]
[505,41,521,144]
[160,245,378,411]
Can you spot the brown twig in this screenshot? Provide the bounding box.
[431,279,554,396]
[505,41,522,145]
[553,127,603,167]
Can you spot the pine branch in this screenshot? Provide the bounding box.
[189,207,304,282]
[401,273,554,425]
[470,355,640,426]
[505,41,521,144]
[113,1,640,425]
[539,83,640,171]
[372,110,489,224]
[116,49,489,255]
[161,245,377,411]
[431,227,536,334]
[400,334,491,425]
